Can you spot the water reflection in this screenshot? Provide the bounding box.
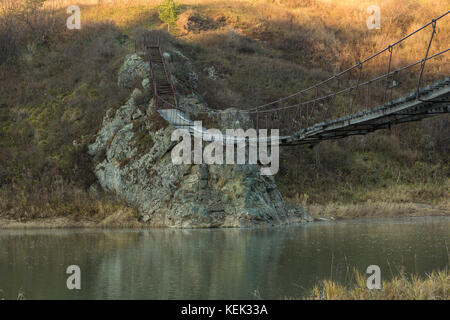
[0,216,448,299]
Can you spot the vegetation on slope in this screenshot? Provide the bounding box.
[0,0,448,223]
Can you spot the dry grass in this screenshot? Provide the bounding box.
[4,0,445,106]
[0,210,145,229]
[0,178,142,227]
[175,0,449,64]
[33,0,450,73]
[280,133,450,214]
[287,176,450,220]
[297,268,450,300]
[308,201,449,221]
[285,175,450,219]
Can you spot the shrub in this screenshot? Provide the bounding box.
[158,0,179,32]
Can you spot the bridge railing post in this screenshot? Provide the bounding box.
[383,46,393,103]
[417,19,437,100]
[349,62,363,113]
[295,94,302,131]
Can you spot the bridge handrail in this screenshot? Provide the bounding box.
[245,10,449,112]
[150,11,449,136]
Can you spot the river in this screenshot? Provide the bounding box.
[0,216,448,299]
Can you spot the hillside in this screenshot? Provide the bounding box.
[0,0,449,224]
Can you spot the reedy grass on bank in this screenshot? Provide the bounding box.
[296,269,450,300]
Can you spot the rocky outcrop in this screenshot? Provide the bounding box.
[117,54,150,89]
[88,51,311,228]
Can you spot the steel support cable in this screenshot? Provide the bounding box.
[417,19,437,101]
[168,12,447,115]
[383,46,394,103]
[153,12,449,117]
[244,11,449,113]
[245,48,449,114]
[156,45,448,116]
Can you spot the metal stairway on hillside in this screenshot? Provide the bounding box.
[144,35,178,119]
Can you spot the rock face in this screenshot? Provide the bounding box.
[88,51,311,228]
[117,54,150,89]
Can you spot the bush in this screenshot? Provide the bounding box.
[0,0,63,64]
[158,0,179,32]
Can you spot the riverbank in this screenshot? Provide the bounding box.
[0,201,448,229]
[284,179,450,221]
[0,208,145,229]
[294,269,449,300]
[308,201,450,221]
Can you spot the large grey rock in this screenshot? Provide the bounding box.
[117,54,150,89]
[88,51,311,228]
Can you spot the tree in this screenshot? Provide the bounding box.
[158,0,179,32]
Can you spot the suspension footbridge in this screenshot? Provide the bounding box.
[143,11,450,146]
